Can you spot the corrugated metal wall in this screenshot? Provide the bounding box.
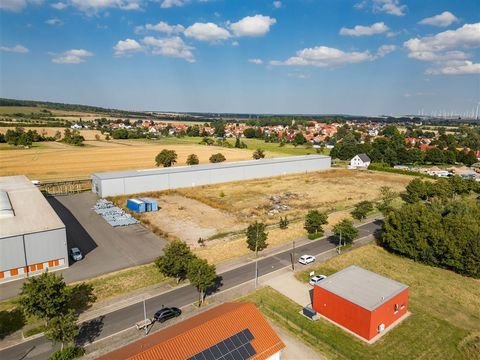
[93,156,331,197]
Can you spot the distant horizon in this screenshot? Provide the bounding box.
[1,0,478,115]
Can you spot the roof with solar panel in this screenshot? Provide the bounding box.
[98,302,285,360]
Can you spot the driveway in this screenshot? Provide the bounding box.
[0,193,168,300]
[264,272,313,307]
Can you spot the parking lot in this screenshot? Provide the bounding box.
[0,193,167,300]
[50,193,168,283]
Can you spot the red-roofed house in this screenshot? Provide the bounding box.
[98,302,285,360]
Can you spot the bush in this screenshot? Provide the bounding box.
[48,346,84,360]
[209,153,226,163]
[368,163,432,178]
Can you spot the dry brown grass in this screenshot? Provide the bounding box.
[0,140,254,181]
[177,168,412,224]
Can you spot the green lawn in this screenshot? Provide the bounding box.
[242,244,480,360]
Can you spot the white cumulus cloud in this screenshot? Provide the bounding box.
[340,22,389,36]
[51,2,67,10]
[426,60,480,75]
[230,15,276,37]
[419,11,459,27]
[373,0,406,16]
[248,58,263,65]
[51,49,93,64]
[273,1,281,9]
[0,44,29,53]
[270,43,395,68]
[404,23,480,75]
[160,0,188,8]
[142,36,195,62]
[46,18,63,26]
[68,0,143,13]
[114,38,143,56]
[184,22,230,41]
[135,21,185,34]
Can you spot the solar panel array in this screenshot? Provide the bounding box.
[188,328,256,360]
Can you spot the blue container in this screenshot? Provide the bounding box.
[127,198,146,212]
[140,198,158,212]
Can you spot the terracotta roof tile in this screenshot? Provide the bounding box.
[98,302,285,360]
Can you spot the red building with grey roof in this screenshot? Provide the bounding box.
[312,265,409,341]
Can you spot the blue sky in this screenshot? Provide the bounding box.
[0,0,479,115]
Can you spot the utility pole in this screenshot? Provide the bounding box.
[143,299,148,336]
[337,231,342,255]
[254,225,259,289]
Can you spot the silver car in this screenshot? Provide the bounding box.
[70,247,83,261]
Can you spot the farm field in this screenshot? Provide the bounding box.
[117,169,412,264]
[0,139,267,181]
[279,244,479,359]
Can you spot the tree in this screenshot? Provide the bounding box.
[112,128,128,139]
[209,153,226,163]
[333,219,359,245]
[234,137,242,148]
[293,133,306,146]
[187,257,217,306]
[44,310,79,350]
[403,178,429,203]
[155,149,177,167]
[351,201,374,222]
[246,222,268,256]
[186,154,199,165]
[425,148,445,164]
[252,149,265,160]
[155,240,194,283]
[243,128,256,138]
[304,210,328,238]
[213,122,225,138]
[20,272,68,324]
[377,186,398,214]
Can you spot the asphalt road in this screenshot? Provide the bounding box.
[1,220,381,360]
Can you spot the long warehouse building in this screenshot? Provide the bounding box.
[0,176,68,283]
[92,155,331,197]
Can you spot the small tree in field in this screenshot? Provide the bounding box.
[252,149,265,160]
[377,186,398,214]
[304,210,328,239]
[186,154,199,165]
[44,310,79,350]
[155,149,177,167]
[246,222,268,256]
[155,240,194,283]
[279,216,289,229]
[209,153,226,163]
[187,257,217,306]
[351,201,374,222]
[333,218,359,245]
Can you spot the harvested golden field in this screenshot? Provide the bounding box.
[0,127,105,140]
[0,140,256,180]
[176,168,412,222]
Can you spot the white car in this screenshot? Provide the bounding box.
[309,275,327,286]
[298,255,316,265]
[70,247,83,261]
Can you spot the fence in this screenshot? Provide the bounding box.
[39,179,92,195]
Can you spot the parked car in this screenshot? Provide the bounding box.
[70,247,83,261]
[298,255,316,265]
[154,307,182,323]
[309,275,327,286]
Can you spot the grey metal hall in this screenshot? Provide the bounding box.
[92,155,331,197]
[0,176,68,283]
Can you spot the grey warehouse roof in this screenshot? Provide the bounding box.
[92,155,330,180]
[0,176,65,238]
[317,265,408,311]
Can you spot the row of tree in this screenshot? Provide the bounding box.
[380,177,480,278]
[0,127,56,146]
[154,149,266,167]
[155,241,217,305]
[19,272,95,358]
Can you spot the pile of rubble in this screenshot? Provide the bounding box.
[93,199,139,227]
[267,192,298,216]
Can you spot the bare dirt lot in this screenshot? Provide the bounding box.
[119,169,413,264]
[141,194,248,246]
[0,140,255,180]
